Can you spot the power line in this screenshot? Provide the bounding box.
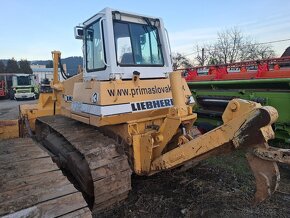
[254,38,290,45]
[181,37,290,57]
[183,51,199,57]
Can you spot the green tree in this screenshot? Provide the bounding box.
[5,58,19,73]
[0,61,5,73]
[19,59,33,74]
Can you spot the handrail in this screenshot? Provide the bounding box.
[99,18,110,67]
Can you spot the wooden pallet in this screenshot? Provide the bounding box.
[0,138,91,218]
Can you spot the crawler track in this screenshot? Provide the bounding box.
[35,115,132,213]
[0,138,91,217]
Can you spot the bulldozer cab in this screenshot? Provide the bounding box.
[75,7,172,81]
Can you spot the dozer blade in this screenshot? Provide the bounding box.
[246,143,280,205]
[151,99,284,205]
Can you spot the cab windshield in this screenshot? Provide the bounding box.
[113,21,164,66]
[17,76,31,86]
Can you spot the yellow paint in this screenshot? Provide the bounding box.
[19,92,61,133]
[72,77,192,106]
[0,120,19,139]
[150,99,278,172]
[169,71,188,117]
[18,51,63,134]
[1,51,279,179]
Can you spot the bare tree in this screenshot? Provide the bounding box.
[258,45,275,59]
[238,37,275,61]
[172,53,193,70]
[194,28,275,65]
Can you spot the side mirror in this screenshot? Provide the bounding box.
[74,26,84,39]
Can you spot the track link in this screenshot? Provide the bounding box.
[35,115,132,213]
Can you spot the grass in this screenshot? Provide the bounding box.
[205,149,251,177]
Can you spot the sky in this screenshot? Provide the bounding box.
[0,0,290,61]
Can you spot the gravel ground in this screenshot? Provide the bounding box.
[0,99,37,119]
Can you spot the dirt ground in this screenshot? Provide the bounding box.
[1,99,289,218]
[100,153,290,218]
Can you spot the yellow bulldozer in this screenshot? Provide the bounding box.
[1,7,290,217]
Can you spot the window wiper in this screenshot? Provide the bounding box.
[142,18,157,38]
[142,18,161,48]
[142,17,162,61]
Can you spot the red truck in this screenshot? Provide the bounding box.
[0,75,8,98]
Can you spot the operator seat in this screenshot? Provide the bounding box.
[120,53,143,65]
[121,53,134,64]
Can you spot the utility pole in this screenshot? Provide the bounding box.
[201,48,205,66]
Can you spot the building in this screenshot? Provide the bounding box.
[281,46,290,57]
[31,65,65,84]
[30,64,46,69]
[31,67,54,84]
